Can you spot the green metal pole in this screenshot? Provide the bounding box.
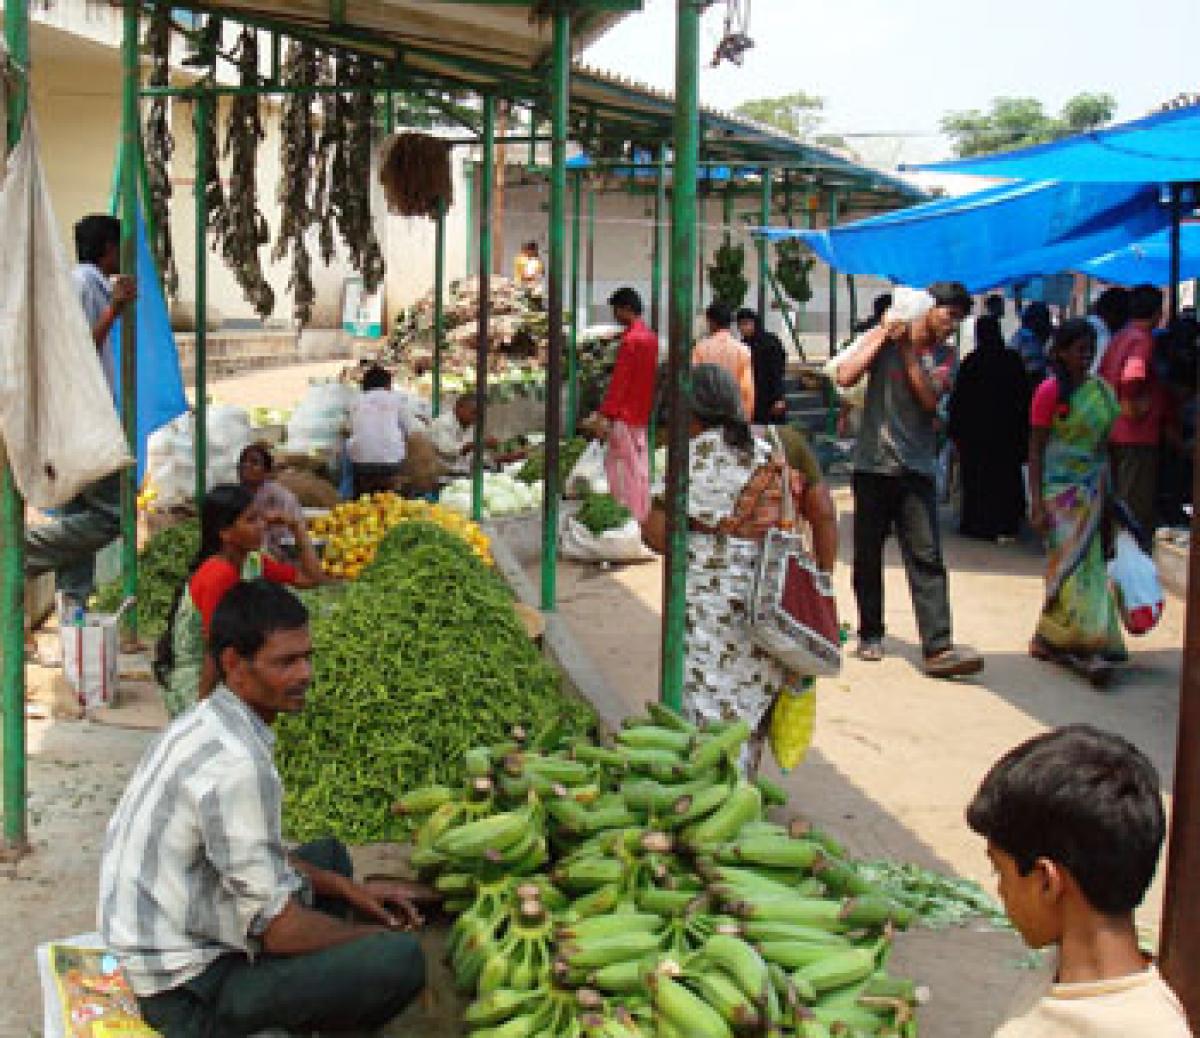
[651,144,666,333]
[696,187,706,308]
[120,0,139,638]
[827,191,840,358]
[847,274,858,335]
[757,168,771,318]
[194,94,210,508]
[661,0,700,711]
[473,100,495,524]
[568,171,582,436]
[432,198,447,418]
[384,89,394,135]
[3,0,30,854]
[585,184,596,322]
[541,9,570,613]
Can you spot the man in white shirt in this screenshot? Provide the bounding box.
[429,394,496,477]
[347,366,415,496]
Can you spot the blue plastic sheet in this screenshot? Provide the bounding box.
[911,104,1200,184]
[753,181,1169,292]
[1080,223,1200,286]
[110,207,188,483]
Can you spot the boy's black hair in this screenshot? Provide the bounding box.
[872,293,893,320]
[926,280,974,314]
[608,287,643,315]
[362,365,392,392]
[1129,283,1165,321]
[984,293,1005,319]
[966,724,1165,916]
[1091,286,1130,333]
[74,214,121,265]
[705,302,733,329]
[238,442,274,473]
[209,579,309,680]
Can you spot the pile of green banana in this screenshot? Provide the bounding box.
[395,705,928,1037]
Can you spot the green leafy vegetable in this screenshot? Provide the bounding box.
[91,521,198,641]
[575,492,631,536]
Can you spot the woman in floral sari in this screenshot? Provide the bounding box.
[1028,319,1124,685]
[642,365,838,774]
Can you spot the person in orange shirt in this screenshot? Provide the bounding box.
[693,302,754,419]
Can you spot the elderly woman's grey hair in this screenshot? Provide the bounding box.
[691,363,752,451]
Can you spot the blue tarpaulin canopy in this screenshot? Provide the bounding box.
[910,104,1200,184]
[752,180,1170,292]
[1080,222,1200,286]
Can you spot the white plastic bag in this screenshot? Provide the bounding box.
[0,118,131,508]
[560,516,653,563]
[823,337,869,409]
[566,440,608,497]
[1108,530,1164,636]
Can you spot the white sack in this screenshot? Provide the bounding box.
[0,118,131,507]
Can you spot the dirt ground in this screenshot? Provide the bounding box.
[0,361,1185,1037]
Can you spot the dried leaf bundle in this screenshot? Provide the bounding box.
[379,132,454,219]
[143,4,177,297]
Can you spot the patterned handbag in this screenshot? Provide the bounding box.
[744,432,842,677]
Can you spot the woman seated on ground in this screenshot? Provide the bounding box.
[1028,318,1126,685]
[642,365,838,776]
[153,484,329,718]
[238,442,304,559]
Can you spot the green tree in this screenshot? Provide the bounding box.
[941,92,1116,158]
[735,91,827,139]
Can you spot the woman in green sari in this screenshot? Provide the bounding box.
[153,484,328,718]
[1028,319,1125,685]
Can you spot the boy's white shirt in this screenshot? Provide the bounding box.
[994,964,1191,1037]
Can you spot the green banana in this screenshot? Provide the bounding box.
[557,911,665,941]
[716,835,823,871]
[664,783,731,829]
[393,784,456,816]
[754,775,789,808]
[757,940,853,971]
[742,920,851,946]
[561,929,665,970]
[617,725,694,754]
[684,968,762,1032]
[690,719,752,772]
[435,808,532,859]
[648,972,734,1038]
[569,883,623,918]
[647,701,697,733]
[682,782,763,850]
[553,856,626,892]
[465,746,493,778]
[464,988,542,1027]
[696,933,770,1004]
[793,947,878,995]
[839,895,916,930]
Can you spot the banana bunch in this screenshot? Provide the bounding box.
[396,710,927,1037]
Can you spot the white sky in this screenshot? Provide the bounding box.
[584,0,1200,164]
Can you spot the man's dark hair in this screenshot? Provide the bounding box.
[926,281,973,314]
[984,293,1005,319]
[872,293,893,320]
[966,724,1164,916]
[362,365,392,392]
[74,215,121,265]
[608,287,643,315]
[705,302,733,329]
[209,580,309,679]
[238,442,274,474]
[735,307,760,328]
[1129,284,1165,322]
[1091,286,1130,333]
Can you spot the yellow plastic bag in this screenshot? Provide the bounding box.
[768,678,817,772]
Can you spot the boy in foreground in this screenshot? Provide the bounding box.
[967,725,1190,1036]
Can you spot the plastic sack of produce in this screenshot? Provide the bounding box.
[560,515,652,564]
[0,117,131,508]
[287,381,356,453]
[566,439,608,497]
[1108,529,1164,635]
[768,677,817,772]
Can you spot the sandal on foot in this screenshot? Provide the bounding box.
[924,647,984,679]
[855,640,884,662]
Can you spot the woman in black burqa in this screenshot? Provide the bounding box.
[948,314,1031,540]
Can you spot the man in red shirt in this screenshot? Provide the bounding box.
[593,287,659,521]
[1098,284,1165,546]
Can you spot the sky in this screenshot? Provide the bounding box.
[583,0,1200,164]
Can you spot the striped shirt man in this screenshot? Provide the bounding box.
[98,686,303,997]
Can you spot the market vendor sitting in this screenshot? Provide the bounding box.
[237,443,304,559]
[154,484,330,719]
[429,393,497,478]
[102,580,428,1037]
